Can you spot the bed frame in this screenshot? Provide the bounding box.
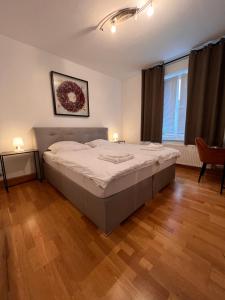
[33,127,175,234]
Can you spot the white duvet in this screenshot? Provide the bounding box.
[93,143,180,164]
[46,143,179,189]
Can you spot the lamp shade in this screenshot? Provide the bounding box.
[112,132,119,142]
[13,137,24,151]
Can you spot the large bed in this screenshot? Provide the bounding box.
[34,127,179,234]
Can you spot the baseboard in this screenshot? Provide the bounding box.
[0,173,36,187]
[176,164,223,177]
[176,164,200,170]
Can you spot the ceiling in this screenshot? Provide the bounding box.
[0,0,224,79]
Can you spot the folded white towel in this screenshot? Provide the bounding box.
[141,143,164,151]
[98,150,132,159]
[98,154,134,164]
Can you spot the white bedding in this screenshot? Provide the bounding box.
[94,142,180,164]
[43,143,180,198]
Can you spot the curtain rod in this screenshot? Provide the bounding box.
[192,34,225,51]
[144,53,189,70]
[163,54,189,66]
[144,35,225,70]
[163,35,225,66]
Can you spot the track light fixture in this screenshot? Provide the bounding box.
[97,0,154,33]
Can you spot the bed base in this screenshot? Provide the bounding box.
[44,163,175,234]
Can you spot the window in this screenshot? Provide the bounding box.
[162,69,188,141]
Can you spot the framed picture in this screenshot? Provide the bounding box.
[50,71,89,117]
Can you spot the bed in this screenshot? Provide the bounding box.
[33,127,178,234]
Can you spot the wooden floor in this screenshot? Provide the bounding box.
[1,166,225,300]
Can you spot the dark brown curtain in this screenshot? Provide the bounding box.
[185,38,225,146]
[141,65,164,142]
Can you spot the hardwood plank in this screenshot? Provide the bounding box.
[0,173,36,188]
[0,166,225,299]
[0,230,8,300]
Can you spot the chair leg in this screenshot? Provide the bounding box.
[198,163,207,183]
[220,164,225,195]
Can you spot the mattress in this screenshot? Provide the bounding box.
[44,151,177,198]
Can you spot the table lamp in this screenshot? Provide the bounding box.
[112,132,119,142]
[13,137,24,152]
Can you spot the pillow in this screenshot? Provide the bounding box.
[48,141,90,153]
[85,139,110,148]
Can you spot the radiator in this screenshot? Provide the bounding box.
[164,143,202,167]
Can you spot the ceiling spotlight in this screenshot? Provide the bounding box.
[111,21,117,33]
[147,1,154,16]
[97,1,154,33]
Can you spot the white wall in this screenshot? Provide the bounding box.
[122,73,142,143]
[0,35,122,178]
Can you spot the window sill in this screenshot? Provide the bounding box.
[163,141,196,148]
[163,140,184,145]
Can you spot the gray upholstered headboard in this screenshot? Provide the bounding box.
[33,127,108,156]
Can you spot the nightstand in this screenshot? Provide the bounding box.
[0,149,42,192]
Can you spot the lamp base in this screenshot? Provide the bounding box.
[15,147,24,153]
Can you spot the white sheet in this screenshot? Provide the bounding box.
[43,144,180,198]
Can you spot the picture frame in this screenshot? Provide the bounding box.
[50,71,90,117]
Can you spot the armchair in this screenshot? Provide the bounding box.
[195,137,225,194]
